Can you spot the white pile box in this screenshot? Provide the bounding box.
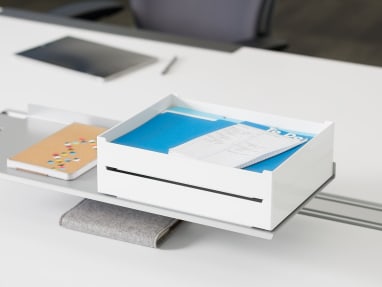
[97,95,334,230]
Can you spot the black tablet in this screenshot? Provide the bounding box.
[16,36,157,80]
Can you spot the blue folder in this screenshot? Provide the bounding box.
[112,108,313,173]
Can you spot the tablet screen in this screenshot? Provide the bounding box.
[17,36,157,79]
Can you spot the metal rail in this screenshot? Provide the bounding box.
[300,192,382,231]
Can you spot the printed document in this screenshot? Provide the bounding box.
[168,124,306,168]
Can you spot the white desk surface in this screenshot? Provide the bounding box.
[0,11,381,287]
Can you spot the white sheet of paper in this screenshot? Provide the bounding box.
[168,124,305,168]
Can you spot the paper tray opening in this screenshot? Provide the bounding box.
[106,166,263,203]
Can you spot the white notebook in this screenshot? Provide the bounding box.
[168,124,307,168]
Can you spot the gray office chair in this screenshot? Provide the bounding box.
[50,0,286,50]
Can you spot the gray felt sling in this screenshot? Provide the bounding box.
[60,199,180,248]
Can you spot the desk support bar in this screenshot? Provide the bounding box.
[300,193,382,231]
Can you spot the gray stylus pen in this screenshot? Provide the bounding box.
[161,56,178,75]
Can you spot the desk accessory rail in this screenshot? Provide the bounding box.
[300,193,382,231]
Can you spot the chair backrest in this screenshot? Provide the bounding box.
[129,0,274,43]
